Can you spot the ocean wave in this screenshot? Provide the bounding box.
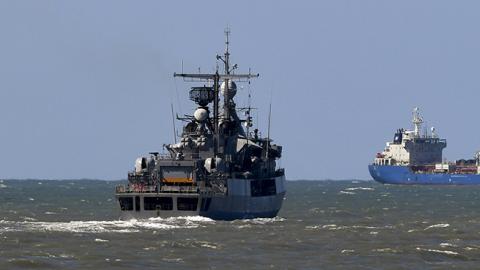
[416,247,460,256]
[440,242,457,248]
[0,216,215,233]
[197,241,220,249]
[238,216,285,225]
[345,187,374,191]
[306,224,394,231]
[94,238,109,242]
[372,248,398,253]
[339,191,355,195]
[424,223,450,230]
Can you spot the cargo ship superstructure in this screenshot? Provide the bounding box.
[115,30,286,220]
[369,108,480,185]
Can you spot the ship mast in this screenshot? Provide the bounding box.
[173,29,259,156]
[223,28,231,121]
[216,28,239,123]
[412,107,423,137]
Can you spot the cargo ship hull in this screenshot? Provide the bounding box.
[369,165,480,185]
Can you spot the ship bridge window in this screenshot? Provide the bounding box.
[144,197,173,211]
[177,197,198,211]
[251,179,276,197]
[118,197,133,211]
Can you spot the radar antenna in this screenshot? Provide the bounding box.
[173,29,259,156]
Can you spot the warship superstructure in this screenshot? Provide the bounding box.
[369,108,480,185]
[115,30,286,220]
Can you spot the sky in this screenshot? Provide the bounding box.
[1,1,480,180]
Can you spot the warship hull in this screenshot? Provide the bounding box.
[369,165,480,185]
[116,175,286,220]
[118,31,287,220]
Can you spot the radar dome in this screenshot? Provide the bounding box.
[194,108,208,122]
[220,81,237,99]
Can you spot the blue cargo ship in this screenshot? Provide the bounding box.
[369,108,480,185]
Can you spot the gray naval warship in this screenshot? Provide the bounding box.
[115,31,286,220]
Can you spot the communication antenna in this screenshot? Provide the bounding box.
[171,103,177,144]
[266,103,272,160]
[244,94,251,140]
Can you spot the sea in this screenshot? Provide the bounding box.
[0,179,479,270]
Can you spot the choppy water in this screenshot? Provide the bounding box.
[1,180,480,269]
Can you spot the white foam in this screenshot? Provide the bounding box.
[0,184,7,188]
[440,243,457,248]
[373,248,398,253]
[95,238,109,242]
[0,217,216,233]
[345,187,374,191]
[172,216,215,223]
[199,241,219,249]
[240,217,285,225]
[305,224,392,231]
[424,223,450,230]
[416,247,459,256]
[339,191,355,195]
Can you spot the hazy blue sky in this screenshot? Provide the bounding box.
[1,1,479,180]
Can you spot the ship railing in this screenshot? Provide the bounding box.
[156,154,172,160]
[115,184,200,194]
[115,184,156,194]
[411,138,447,144]
[160,185,198,193]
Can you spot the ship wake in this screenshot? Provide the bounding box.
[0,216,215,233]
